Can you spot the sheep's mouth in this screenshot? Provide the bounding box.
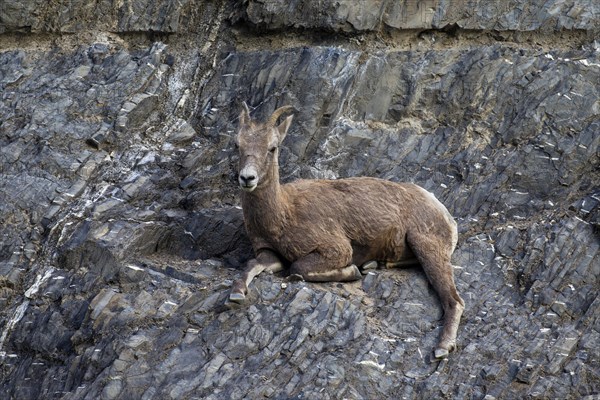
[240,183,257,192]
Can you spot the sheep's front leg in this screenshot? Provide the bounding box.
[229,250,283,302]
[290,252,362,282]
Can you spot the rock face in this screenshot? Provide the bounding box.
[0,1,599,399]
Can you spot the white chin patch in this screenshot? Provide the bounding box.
[241,185,257,192]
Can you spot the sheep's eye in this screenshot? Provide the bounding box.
[268,146,277,154]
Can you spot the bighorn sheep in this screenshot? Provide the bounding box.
[229,104,465,359]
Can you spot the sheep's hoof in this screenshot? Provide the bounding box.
[229,291,246,303]
[287,273,305,282]
[434,347,449,360]
[349,264,363,280]
[360,261,378,274]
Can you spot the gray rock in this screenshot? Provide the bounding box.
[243,0,600,32]
[0,1,599,399]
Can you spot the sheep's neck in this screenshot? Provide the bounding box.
[241,173,288,239]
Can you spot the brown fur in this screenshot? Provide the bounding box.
[230,104,465,359]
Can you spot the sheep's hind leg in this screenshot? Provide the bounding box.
[230,250,283,303]
[291,252,362,282]
[407,232,465,359]
[384,258,419,268]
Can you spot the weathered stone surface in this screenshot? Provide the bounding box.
[0,0,214,33]
[0,0,599,399]
[244,0,600,32]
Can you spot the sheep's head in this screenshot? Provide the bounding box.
[236,103,294,192]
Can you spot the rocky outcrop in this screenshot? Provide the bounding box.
[0,1,598,399]
[246,0,598,31]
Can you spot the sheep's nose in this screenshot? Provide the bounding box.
[239,167,258,191]
[239,173,256,185]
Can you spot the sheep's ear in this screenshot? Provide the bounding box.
[239,102,251,126]
[277,115,293,143]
